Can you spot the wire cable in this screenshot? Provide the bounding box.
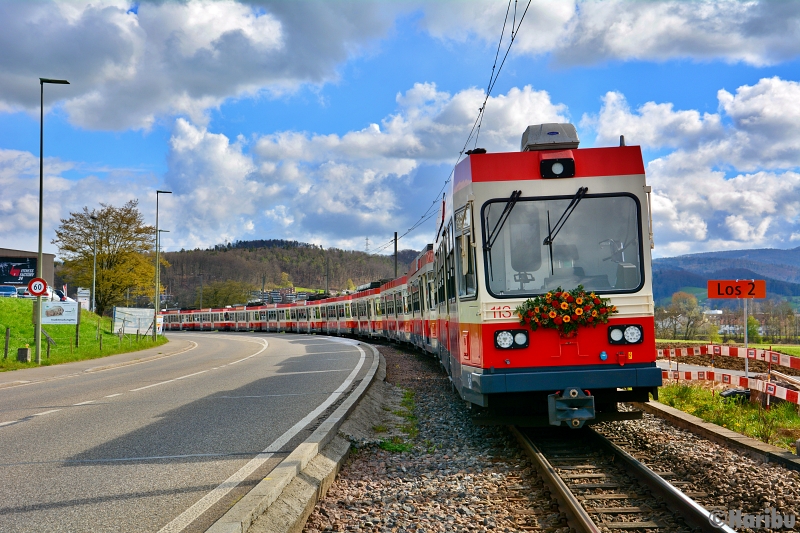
[374,0,533,254]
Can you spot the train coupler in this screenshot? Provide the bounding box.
[547,387,595,429]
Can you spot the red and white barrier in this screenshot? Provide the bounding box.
[661,368,800,406]
[656,345,800,371]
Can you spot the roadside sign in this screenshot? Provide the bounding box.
[707,279,766,299]
[27,277,47,296]
[41,301,79,325]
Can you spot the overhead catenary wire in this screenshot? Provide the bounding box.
[373,0,533,255]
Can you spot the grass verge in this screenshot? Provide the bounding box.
[0,298,168,371]
[379,389,417,453]
[658,382,800,450]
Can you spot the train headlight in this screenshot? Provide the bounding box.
[624,325,642,343]
[539,151,576,179]
[514,332,528,346]
[494,329,530,349]
[608,324,644,345]
[496,331,514,349]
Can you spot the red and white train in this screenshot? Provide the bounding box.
[162,123,662,428]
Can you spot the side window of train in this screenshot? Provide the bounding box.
[455,206,478,299]
[345,304,351,318]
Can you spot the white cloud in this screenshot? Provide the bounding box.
[0,0,393,130]
[587,77,800,256]
[421,0,800,67]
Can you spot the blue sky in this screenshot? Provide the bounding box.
[2,1,800,259]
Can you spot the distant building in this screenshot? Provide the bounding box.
[0,248,55,287]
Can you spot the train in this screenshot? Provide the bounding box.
[162,122,662,428]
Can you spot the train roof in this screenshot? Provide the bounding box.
[453,145,645,194]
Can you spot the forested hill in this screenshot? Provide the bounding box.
[161,240,419,307]
[653,246,800,305]
[654,246,800,284]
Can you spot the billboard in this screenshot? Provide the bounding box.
[113,307,163,335]
[0,257,36,286]
[41,301,79,325]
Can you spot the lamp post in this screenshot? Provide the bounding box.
[90,214,98,314]
[36,77,69,365]
[153,191,171,340]
[158,229,169,310]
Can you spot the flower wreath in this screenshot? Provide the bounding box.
[515,285,617,337]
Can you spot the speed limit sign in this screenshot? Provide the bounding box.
[27,277,47,297]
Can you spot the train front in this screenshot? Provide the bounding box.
[453,123,662,428]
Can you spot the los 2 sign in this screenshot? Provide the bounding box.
[707,279,766,299]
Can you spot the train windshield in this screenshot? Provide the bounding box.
[482,193,643,297]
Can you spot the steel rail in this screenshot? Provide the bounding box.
[587,426,736,533]
[510,426,601,533]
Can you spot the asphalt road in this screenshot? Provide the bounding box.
[0,332,372,532]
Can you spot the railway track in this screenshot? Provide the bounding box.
[513,425,736,533]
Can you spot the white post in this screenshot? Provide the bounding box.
[744,297,749,379]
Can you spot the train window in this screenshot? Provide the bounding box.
[481,193,643,297]
[456,230,477,300]
[345,304,351,318]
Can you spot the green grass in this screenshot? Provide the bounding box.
[0,298,168,371]
[658,383,800,450]
[379,389,418,453]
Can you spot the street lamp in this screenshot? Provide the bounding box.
[36,77,69,365]
[158,229,169,309]
[153,191,171,340]
[90,214,98,314]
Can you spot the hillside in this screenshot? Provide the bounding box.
[653,246,800,306]
[160,240,419,308]
[654,246,800,284]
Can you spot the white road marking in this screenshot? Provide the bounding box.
[104,393,122,398]
[73,400,95,406]
[158,344,368,533]
[32,409,62,416]
[0,420,19,427]
[129,379,176,392]
[274,369,350,376]
[129,338,268,392]
[175,370,207,380]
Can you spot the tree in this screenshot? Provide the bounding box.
[53,200,159,316]
[747,315,762,344]
[346,278,355,291]
[199,280,256,308]
[671,291,703,340]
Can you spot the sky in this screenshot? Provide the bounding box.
[2,0,800,260]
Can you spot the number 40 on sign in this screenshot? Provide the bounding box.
[707,279,766,299]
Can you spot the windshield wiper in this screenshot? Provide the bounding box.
[483,190,522,281]
[543,186,588,275]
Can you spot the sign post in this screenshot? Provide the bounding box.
[707,279,766,378]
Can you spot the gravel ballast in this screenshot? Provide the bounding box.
[302,345,569,533]
[300,343,800,533]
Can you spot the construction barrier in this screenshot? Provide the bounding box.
[656,345,800,371]
[661,368,800,406]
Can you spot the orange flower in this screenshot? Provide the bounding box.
[560,302,569,310]
[575,297,583,305]
[549,310,557,318]
[534,306,540,313]
[575,308,583,315]
[591,310,598,317]
[563,315,571,323]
[546,292,552,299]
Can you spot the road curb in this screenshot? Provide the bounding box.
[206,343,381,533]
[634,400,800,471]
